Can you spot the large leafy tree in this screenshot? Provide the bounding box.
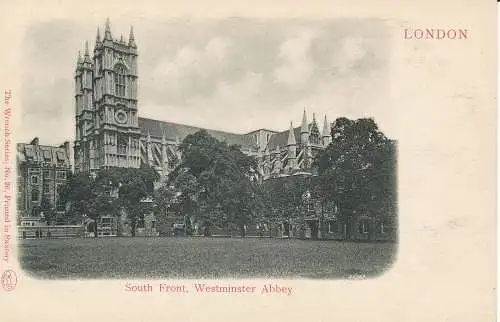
[263,175,311,221]
[168,130,266,236]
[314,117,397,239]
[114,166,159,236]
[59,172,105,237]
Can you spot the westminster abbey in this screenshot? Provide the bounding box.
[73,20,333,180]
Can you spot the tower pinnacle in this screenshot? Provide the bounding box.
[129,26,137,48]
[287,122,296,146]
[104,18,112,41]
[83,41,92,64]
[96,27,101,44]
[75,51,82,71]
[322,115,330,138]
[301,108,309,134]
[321,115,332,146]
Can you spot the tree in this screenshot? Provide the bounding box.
[58,166,159,238]
[168,130,267,237]
[154,184,177,217]
[108,166,159,236]
[314,117,397,240]
[58,172,96,235]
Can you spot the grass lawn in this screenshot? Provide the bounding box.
[19,237,397,279]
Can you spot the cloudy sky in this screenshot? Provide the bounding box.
[20,17,392,145]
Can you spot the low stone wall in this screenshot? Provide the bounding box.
[18,225,85,239]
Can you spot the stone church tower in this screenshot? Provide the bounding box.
[74,19,141,173]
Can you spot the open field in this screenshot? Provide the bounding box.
[19,237,397,279]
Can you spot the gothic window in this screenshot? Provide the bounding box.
[31,188,39,202]
[56,171,67,181]
[117,135,127,155]
[114,65,127,97]
[328,221,333,233]
[358,222,369,234]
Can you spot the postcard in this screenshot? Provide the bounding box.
[0,0,496,321]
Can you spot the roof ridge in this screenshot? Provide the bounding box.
[138,117,251,137]
[18,143,67,150]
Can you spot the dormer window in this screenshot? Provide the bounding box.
[42,149,51,161]
[114,64,127,97]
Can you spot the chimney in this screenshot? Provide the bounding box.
[63,141,70,154]
[60,141,72,169]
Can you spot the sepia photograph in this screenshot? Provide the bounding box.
[0,1,496,322]
[16,17,397,279]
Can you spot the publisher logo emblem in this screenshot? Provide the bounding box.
[1,269,18,292]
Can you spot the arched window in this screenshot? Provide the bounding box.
[117,135,127,155]
[114,65,127,97]
[31,188,39,202]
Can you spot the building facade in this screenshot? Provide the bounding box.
[73,20,333,180]
[74,19,140,173]
[16,138,72,218]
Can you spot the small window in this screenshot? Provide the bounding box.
[31,176,39,184]
[43,150,51,160]
[102,217,112,224]
[56,151,65,161]
[329,221,344,234]
[328,221,335,233]
[43,170,50,178]
[117,135,127,155]
[56,198,65,211]
[31,188,39,202]
[43,183,50,194]
[29,168,41,174]
[358,222,369,234]
[56,171,67,181]
[25,146,35,158]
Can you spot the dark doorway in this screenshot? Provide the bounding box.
[283,221,290,237]
[308,220,319,240]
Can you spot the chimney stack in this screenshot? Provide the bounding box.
[30,137,39,146]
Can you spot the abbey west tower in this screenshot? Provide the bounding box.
[74,19,140,173]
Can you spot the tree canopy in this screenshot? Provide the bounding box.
[58,119,396,239]
[165,130,267,236]
[59,165,159,236]
[313,117,397,236]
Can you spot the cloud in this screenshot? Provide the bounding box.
[331,36,367,74]
[18,18,392,145]
[273,29,317,89]
[151,37,231,102]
